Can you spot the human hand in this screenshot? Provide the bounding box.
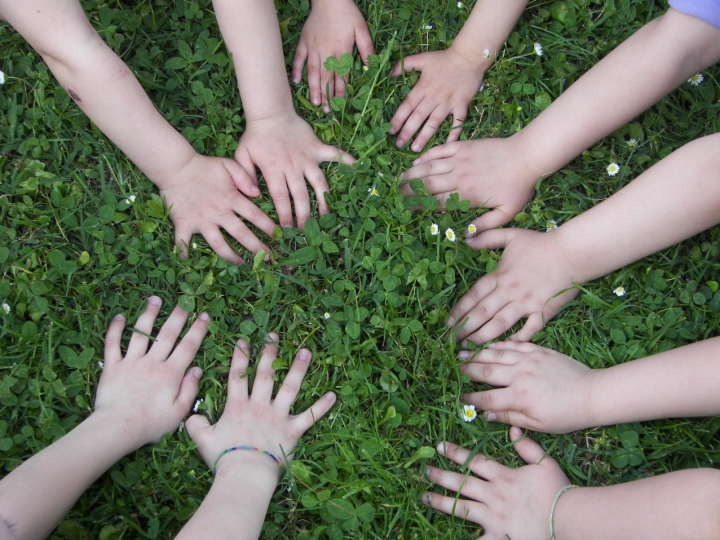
[449,228,579,344]
[459,341,595,434]
[94,297,207,449]
[390,48,486,152]
[157,153,279,265]
[291,0,374,113]
[402,137,538,233]
[235,113,355,228]
[423,427,571,540]
[185,334,337,475]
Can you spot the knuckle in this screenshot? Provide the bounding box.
[481,363,494,380]
[230,367,247,382]
[280,380,300,396]
[255,368,275,382]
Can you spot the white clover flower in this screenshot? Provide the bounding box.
[368,185,379,196]
[1,302,10,315]
[430,223,439,236]
[192,242,198,249]
[457,1,464,7]
[424,24,433,30]
[98,361,104,369]
[467,224,477,235]
[478,84,485,93]
[463,404,477,423]
[323,312,330,320]
[445,228,456,242]
[688,73,704,86]
[534,42,544,56]
[193,399,203,413]
[483,49,490,59]
[607,162,620,176]
[0,71,5,85]
[627,139,638,149]
[613,286,626,297]
[363,65,369,71]
[546,220,558,232]
[178,421,185,433]
[124,194,136,204]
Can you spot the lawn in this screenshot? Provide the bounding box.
[1,0,720,538]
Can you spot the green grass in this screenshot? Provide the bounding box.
[1,0,720,538]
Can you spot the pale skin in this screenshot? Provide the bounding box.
[390,0,528,152]
[291,0,375,114]
[0,0,279,264]
[0,297,207,540]
[402,8,720,230]
[176,335,336,539]
[425,428,720,540]
[212,0,355,230]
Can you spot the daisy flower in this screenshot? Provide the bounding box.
[627,139,638,149]
[483,49,490,59]
[1,302,9,315]
[430,223,439,236]
[0,71,5,85]
[98,361,104,369]
[193,399,203,413]
[688,73,704,86]
[467,223,477,235]
[424,24,433,30]
[462,404,477,423]
[546,220,558,232]
[478,84,485,93]
[192,242,198,249]
[534,42,544,56]
[178,421,185,433]
[607,162,620,176]
[445,228,456,242]
[457,2,464,7]
[367,185,379,196]
[613,286,626,297]
[124,194,136,204]
[323,312,331,320]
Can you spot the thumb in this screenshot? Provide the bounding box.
[467,227,516,251]
[185,412,211,443]
[355,24,375,64]
[177,367,203,414]
[390,53,426,77]
[173,225,192,260]
[510,426,549,465]
[224,158,260,198]
[468,208,513,236]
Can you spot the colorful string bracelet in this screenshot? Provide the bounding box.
[549,484,578,540]
[212,445,285,475]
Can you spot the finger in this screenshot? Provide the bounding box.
[167,312,210,367]
[410,140,463,165]
[411,106,452,152]
[401,157,455,183]
[200,226,244,265]
[483,409,535,429]
[334,73,346,99]
[173,224,192,260]
[221,213,271,255]
[274,348,312,414]
[291,391,336,434]
[224,158,261,198]
[510,426,552,466]
[305,165,330,215]
[104,313,126,364]
[185,413,212,444]
[149,304,192,360]
[265,174,294,229]
[227,340,251,402]
[437,441,505,480]
[448,276,498,331]
[463,302,527,345]
[355,24,375,64]
[287,173,312,229]
[464,388,517,416]
[466,210,515,237]
[426,465,490,502]
[308,52,322,107]
[176,365,203,412]
[292,40,308,84]
[397,99,438,150]
[126,296,163,358]
[235,148,259,185]
[466,228,516,251]
[458,345,521,365]
[390,53,426,77]
[233,197,279,240]
[389,88,422,136]
[320,69,334,113]
[420,492,486,524]
[510,312,546,342]
[447,106,468,143]
[251,334,279,402]
[484,340,541,353]
[317,145,356,165]
[460,361,515,387]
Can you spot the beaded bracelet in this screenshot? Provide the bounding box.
[549,484,577,540]
[213,445,285,475]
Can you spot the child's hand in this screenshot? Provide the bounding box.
[235,113,355,229]
[459,341,595,434]
[185,334,337,475]
[157,153,279,264]
[291,0,374,114]
[449,228,579,344]
[402,137,538,233]
[423,428,571,540]
[389,48,486,152]
[94,297,208,449]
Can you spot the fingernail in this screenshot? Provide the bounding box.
[412,159,420,165]
[266,332,279,343]
[293,78,299,84]
[114,313,125,321]
[313,99,320,106]
[199,312,210,321]
[486,412,497,422]
[192,367,203,379]
[446,316,455,327]
[250,186,260,195]
[237,339,249,349]
[396,139,404,148]
[487,342,497,349]
[421,493,431,505]
[511,426,523,437]
[458,350,471,361]
[298,349,311,361]
[325,391,336,401]
[411,143,419,152]
[148,296,161,306]
[436,442,446,454]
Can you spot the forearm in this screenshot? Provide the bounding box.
[586,338,720,427]
[212,0,295,121]
[555,469,720,539]
[517,8,720,180]
[0,412,139,540]
[555,133,720,284]
[451,0,527,67]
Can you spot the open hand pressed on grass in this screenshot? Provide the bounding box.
[423,428,570,540]
[157,153,278,265]
[291,0,374,114]
[235,112,355,229]
[390,47,485,152]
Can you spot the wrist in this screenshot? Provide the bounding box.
[80,410,145,456]
[147,147,199,191]
[448,41,492,74]
[213,449,282,486]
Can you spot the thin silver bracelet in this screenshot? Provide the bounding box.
[549,484,578,540]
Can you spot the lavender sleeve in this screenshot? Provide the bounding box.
[669,0,720,30]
